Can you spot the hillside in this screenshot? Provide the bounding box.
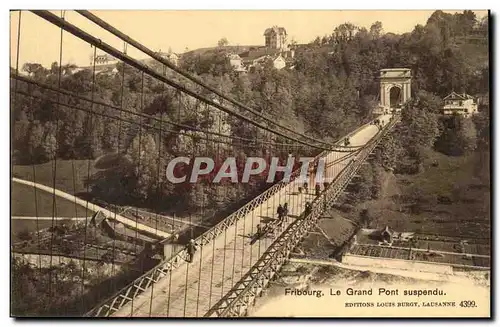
[183,45,258,57]
[339,150,490,240]
[459,41,489,69]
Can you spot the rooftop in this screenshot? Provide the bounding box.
[348,228,490,268]
[380,68,412,78]
[348,244,490,268]
[264,26,287,36]
[444,91,475,100]
[239,47,293,63]
[94,53,117,61]
[78,63,118,72]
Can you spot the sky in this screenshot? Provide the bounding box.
[10,10,488,68]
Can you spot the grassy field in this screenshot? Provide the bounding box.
[11,182,93,217]
[11,182,94,238]
[12,220,65,237]
[12,159,97,195]
[340,150,491,241]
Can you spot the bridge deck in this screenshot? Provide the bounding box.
[112,115,392,317]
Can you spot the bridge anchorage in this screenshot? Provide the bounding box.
[11,10,399,318]
[379,68,412,113]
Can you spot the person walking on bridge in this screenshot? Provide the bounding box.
[250,224,264,245]
[186,239,197,263]
[304,201,312,217]
[256,223,263,236]
[277,204,284,222]
[315,184,321,197]
[283,203,289,223]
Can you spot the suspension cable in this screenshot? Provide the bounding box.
[11,74,361,152]
[48,9,65,301]
[14,87,354,156]
[75,10,336,148]
[30,10,343,151]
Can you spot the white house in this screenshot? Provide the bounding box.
[91,53,118,66]
[237,26,294,72]
[272,54,286,70]
[156,50,179,66]
[75,53,120,75]
[227,54,246,73]
[264,26,288,50]
[165,53,179,66]
[442,92,478,117]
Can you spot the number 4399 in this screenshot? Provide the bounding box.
[459,301,477,308]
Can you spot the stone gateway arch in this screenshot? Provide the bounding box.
[379,68,412,111]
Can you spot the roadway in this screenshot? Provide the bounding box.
[111,115,392,317]
[12,178,171,239]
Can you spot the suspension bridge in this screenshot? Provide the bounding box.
[10,10,402,317]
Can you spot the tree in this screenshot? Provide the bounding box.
[22,63,48,80]
[41,128,57,161]
[477,15,489,36]
[217,37,229,47]
[359,209,374,227]
[378,133,405,170]
[458,10,477,37]
[126,133,156,200]
[333,22,358,43]
[12,119,30,161]
[370,21,383,39]
[185,183,211,210]
[472,111,490,150]
[57,109,85,158]
[435,115,477,156]
[312,36,321,46]
[457,116,478,154]
[349,164,373,204]
[50,62,59,75]
[26,121,45,162]
[400,91,440,162]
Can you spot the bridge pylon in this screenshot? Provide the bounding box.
[379,68,412,113]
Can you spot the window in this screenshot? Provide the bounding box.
[265,36,271,46]
[459,101,463,106]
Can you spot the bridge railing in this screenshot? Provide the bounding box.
[204,117,397,317]
[84,117,384,317]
